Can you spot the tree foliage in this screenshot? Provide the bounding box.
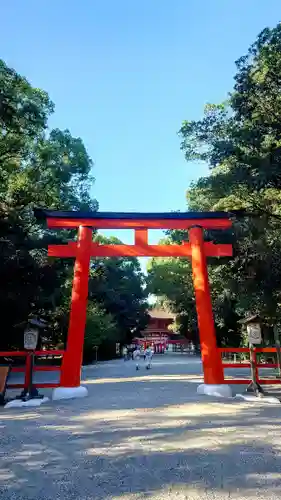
[147,256,199,343]
[0,60,148,357]
[148,24,281,345]
[89,235,149,349]
[83,303,116,363]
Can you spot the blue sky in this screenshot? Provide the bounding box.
[1,1,280,262]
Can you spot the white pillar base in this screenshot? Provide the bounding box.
[197,383,232,398]
[4,397,49,409]
[235,394,280,404]
[52,386,88,401]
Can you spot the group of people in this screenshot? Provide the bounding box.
[122,345,153,370]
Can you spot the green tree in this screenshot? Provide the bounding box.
[178,23,281,338]
[46,234,149,360]
[0,58,150,358]
[148,24,281,347]
[83,303,116,363]
[146,254,198,342]
[0,59,53,192]
[89,235,149,351]
[146,243,241,346]
[0,59,98,350]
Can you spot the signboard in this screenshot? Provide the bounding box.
[143,334,169,342]
[24,327,39,350]
[247,323,262,345]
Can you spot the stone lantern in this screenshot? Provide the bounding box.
[239,315,264,396]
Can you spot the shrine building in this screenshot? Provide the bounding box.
[132,308,187,353]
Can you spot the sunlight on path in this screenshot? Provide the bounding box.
[1,356,281,499]
[85,373,203,384]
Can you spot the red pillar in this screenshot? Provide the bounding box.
[60,226,92,387]
[189,226,224,384]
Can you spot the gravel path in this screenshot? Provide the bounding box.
[1,354,281,499]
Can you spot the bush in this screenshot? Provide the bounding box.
[83,303,116,364]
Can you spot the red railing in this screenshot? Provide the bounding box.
[0,350,64,390]
[219,347,281,385]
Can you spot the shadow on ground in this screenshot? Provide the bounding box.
[1,356,281,499]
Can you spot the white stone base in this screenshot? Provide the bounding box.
[52,386,88,401]
[235,394,280,404]
[4,397,49,409]
[197,383,232,398]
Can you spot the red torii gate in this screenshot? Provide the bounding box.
[35,209,233,394]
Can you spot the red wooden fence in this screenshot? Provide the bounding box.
[219,347,281,385]
[0,350,64,390]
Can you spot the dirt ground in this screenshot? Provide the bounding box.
[1,354,281,499]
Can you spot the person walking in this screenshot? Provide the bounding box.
[133,346,141,370]
[144,345,153,370]
[122,345,128,361]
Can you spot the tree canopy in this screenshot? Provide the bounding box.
[0,59,148,357]
[148,23,281,346]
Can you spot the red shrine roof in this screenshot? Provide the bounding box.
[34,209,238,230]
[149,308,175,320]
[34,209,236,221]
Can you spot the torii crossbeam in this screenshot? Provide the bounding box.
[35,209,233,393]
